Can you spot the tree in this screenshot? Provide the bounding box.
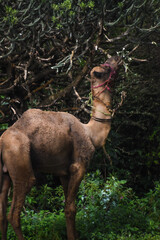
[0,0,160,189]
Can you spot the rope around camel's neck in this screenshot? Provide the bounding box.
[90,63,115,123]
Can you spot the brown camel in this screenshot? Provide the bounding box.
[0,55,121,240]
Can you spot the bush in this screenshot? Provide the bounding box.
[77,171,160,239]
[3,171,160,240]
[6,210,67,240]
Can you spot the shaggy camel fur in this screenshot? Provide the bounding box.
[0,56,121,240]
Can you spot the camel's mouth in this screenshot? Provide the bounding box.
[102,56,122,71]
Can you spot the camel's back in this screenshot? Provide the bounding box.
[11,108,85,151]
[14,108,74,131]
[12,109,85,139]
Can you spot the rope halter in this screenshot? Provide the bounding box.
[91,62,116,123]
[91,63,116,94]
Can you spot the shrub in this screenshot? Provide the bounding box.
[2,171,160,240]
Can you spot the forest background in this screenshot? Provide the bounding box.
[0,0,160,239]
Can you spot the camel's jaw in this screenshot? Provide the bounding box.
[103,55,122,71]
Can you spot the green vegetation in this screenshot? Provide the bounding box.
[4,171,160,240]
[0,0,160,239]
[0,0,160,188]
[3,6,18,25]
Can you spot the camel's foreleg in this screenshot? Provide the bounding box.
[63,162,85,240]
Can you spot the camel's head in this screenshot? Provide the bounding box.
[104,55,122,71]
[90,56,122,91]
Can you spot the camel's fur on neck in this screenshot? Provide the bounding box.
[84,79,112,147]
[0,56,121,240]
[84,55,120,147]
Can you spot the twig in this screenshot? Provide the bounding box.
[112,91,126,117]
[103,145,112,166]
[0,110,5,118]
[25,78,54,99]
[73,86,82,101]
[10,107,20,119]
[39,55,92,108]
[36,55,54,62]
[73,87,91,114]
[104,29,129,43]
[0,42,15,59]
[67,46,78,73]
[131,57,147,62]
[128,44,139,56]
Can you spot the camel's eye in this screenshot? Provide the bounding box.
[93,69,110,79]
[93,71,104,79]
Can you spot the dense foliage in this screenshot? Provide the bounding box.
[0,0,160,238]
[0,0,160,190]
[3,172,160,239]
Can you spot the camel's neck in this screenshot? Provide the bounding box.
[84,90,112,148]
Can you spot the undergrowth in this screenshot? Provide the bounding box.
[2,170,160,240]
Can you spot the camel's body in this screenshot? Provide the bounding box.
[5,110,94,175]
[0,56,121,240]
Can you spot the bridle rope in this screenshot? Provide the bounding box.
[91,62,116,123]
[91,63,116,94]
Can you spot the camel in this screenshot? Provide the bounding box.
[0,55,121,240]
